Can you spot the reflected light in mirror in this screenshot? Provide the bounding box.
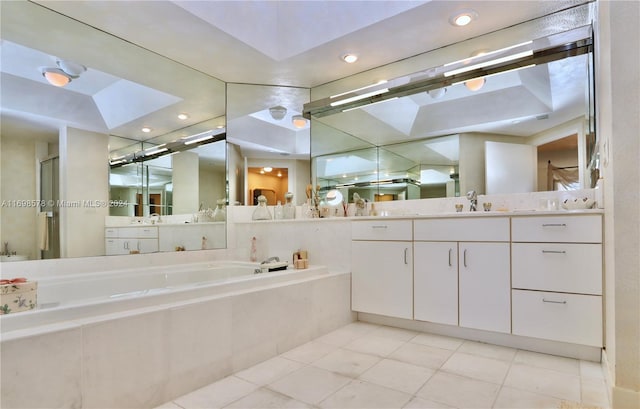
[292,115,308,129]
[42,68,71,86]
[465,77,486,91]
[325,189,344,206]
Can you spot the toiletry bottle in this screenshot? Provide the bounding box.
[283,192,296,219]
[201,236,207,250]
[252,195,272,220]
[274,200,284,220]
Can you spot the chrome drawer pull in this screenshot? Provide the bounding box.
[542,223,567,227]
[404,248,408,265]
[542,298,567,304]
[542,250,567,254]
[371,225,388,229]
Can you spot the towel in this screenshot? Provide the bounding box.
[37,212,49,251]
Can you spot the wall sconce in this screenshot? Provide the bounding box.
[41,60,86,87]
[291,115,308,128]
[269,106,287,120]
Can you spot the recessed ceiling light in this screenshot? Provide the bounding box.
[263,167,273,172]
[449,9,478,27]
[178,113,189,120]
[342,54,358,63]
[141,127,152,133]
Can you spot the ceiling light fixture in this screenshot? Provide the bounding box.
[40,59,86,87]
[291,115,308,129]
[141,127,152,133]
[428,87,447,99]
[342,53,358,63]
[330,89,389,107]
[277,171,282,177]
[263,167,273,172]
[449,9,478,27]
[465,77,486,91]
[178,113,189,120]
[269,105,287,120]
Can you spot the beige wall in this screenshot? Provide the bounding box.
[199,167,225,210]
[172,151,199,214]
[0,135,37,259]
[598,1,640,408]
[59,127,109,258]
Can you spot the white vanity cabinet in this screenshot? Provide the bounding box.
[351,220,413,319]
[511,214,603,347]
[414,217,511,333]
[105,226,159,255]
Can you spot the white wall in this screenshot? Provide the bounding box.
[59,127,109,258]
[598,1,640,408]
[172,151,199,214]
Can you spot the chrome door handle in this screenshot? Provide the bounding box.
[448,248,452,267]
[404,248,408,265]
[463,249,467,267]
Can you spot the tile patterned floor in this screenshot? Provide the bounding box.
[156,322,610,409]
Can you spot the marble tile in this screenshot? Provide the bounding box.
[409,332,464,351]
[268,365,351,405]
[493,385,562,408]
[312,348,381,378]
[167,298,234,398]
[417,371,501,409]
[504,363,581,402]
[154,401,184,409]
[315,321,379,347]
[235,356,304,386]
[359,358,435,395]
[389,342,454,369]
[440,352,511,384]
[224,387,312,409]
[281,340,338,364]
[344,334,406,357]
[580,360,607,381]
[514,349,580,376]
[173,375,258,408]
[370,325,419,341]
[0,328,83,409]
[457,340,517,362]
[318,379,412,409]
[310,273,355,338]
[402,397,454,408]
[581,377,611,408]
[82,311,170,408]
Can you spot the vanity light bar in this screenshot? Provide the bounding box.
[444,49,533,77]
[142,147,168,156]
[342,97,398,112]
[330,80,388,99]
[184,134,214,145]
[450,64,537,87]
[329,88,390,107]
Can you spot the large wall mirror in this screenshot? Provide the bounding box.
[0,1,226,261]
[308,4,596,203]
[226,83,311,207]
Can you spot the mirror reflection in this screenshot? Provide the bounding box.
[310,26,596,201]
[0,1,226,261]
[226,83,311,207]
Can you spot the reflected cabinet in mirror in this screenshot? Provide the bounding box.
[308,4,596,203]
[0,1,226,261]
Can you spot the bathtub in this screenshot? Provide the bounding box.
[1,260,353,408]
[1,260,329,335]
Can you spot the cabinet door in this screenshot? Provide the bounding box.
[105,238,128,255]
[459,242,510,333]
[414,242,458,325]
[351,241,413,319]
[136,238,159,254]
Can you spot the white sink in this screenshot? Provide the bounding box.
[0,255,29,262]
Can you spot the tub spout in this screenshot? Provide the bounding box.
[261,256,280,264]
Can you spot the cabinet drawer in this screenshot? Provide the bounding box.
[352,220,412,241]
[512,215,601,243]
[512,290,602,347]
[512,243,602,295]
[117,226,159,238]
[414,217,509,241]
[105,228,119,238]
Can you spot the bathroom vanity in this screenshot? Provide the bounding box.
[351,211,603,356]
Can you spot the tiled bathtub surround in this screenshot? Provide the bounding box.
[156,322,610,409]
[0,270,353,408]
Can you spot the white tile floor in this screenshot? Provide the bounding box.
[156,322,610,409]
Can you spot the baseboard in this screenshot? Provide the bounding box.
[612,386,640,409]
[357,312,602,361]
